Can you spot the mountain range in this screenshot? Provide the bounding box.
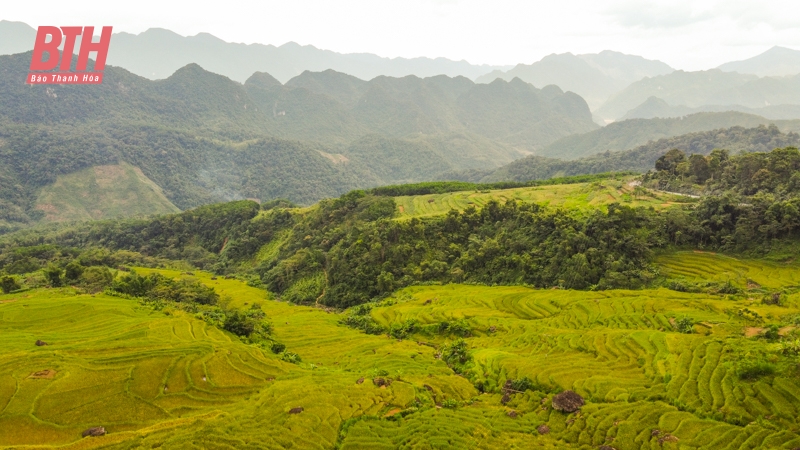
[0,20,509,84]
[474,124,800,184]
[0,51,596,228]
[594,70,800,122]
[476,51,674,110]
[621,97,800,121]
[718,46,800,77]
[536,111,800,160]
[6,19,800,124]
[4,20,800,230]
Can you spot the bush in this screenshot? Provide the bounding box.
[280,351,302,364]
[509,377,535,392]
[441,398,459,409]
[675,316,694,334]
[775,339,800,355]
[270,342,286,354]
[441,339,472,374]
[737,361,776,380]
[64,261,84,283]
[389,319,419,339]
[79,266,113,293]
[437,319,472,337]
[43,265,63,287]
[762,324,780,341]
[281,273,325,304]
[0,275,21,294]
[111,272,219,305]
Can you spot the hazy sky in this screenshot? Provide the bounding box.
[3,0,799,70]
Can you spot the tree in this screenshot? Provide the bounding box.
[655,149,687,174]
[0,275,21,294]
[64,261,84,283]
[43,265,63,287]
[688,154,711,184]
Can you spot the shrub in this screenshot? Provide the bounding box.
[509,377,535,392]
[270,342,286,354]
[111,272,219,305]
[737,361,776,380]
[775,339,800,355]
[0,275,21,294]
[64,261,84,283]
[389,319,419,339]
[79,267,113,293]
[441,398,459,409]
[437,319,472,337]
[675,316,694,334]
[761,324,781,341]
[280,351,302,364]
[43,265,63,287]
[441,339,472,374]
[281,273,325,304]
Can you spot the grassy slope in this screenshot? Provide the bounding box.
[34,162,180,222]
[394,176,695,219]
[3,251,800,448]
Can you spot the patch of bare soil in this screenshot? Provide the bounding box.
[383,408,402,418]
[398,206,405,213]
[317,151,349,164]
[745,327,763,338]
[29,369,57,379]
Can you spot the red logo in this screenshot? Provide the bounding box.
[27,26,112,85]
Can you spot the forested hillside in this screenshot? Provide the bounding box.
[0,52,597,229]
[6,147,800,309]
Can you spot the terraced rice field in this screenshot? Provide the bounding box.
[658,251,800,291]
[2,256,800,449]
[393,178,694,219]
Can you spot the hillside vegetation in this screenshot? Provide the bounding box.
[481,124,800,183]
[34,163,180,222]
[0,52,598,229]
[6,147,800,311]
[392,175,693,219]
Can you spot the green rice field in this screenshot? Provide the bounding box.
[2,254,800,449]
[393,178,695,219]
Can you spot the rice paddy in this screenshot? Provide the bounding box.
[393,178,695,219]
[2,253,800,449]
